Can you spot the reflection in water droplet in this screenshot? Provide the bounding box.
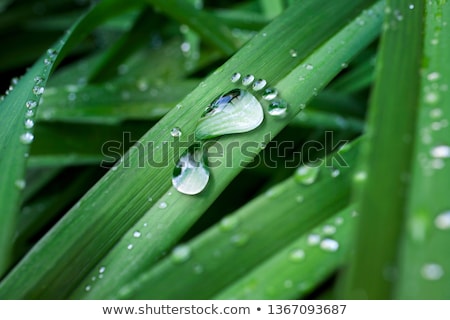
[24,119,34,129]
[262,88,278,101]
[195,89,264,140]
[231,72,241,83]
[33,86,44,95]
[172,144,210,195]
[170,127,182,137]
[242,74,255,86]
[171,245,191,263]
[421,263,444,280]
[289,249,305,262]
[268,99,288,117]
[320,238,339,252]
[295,166,320,185]
[26,100,37,109]
[435,211,450,230]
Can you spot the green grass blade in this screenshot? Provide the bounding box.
[341,0,424,299]
[395,1,450,299]
[0,0,143,276]
[0,0,378,298]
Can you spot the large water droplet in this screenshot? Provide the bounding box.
[24,119,34,129]
[268,99,288,117]
[26,100,37,109]
[171,244,191,263]
[421,263,444,280]
[195,89,264,140]
[252,79,266,91]
[172,144,210,195]
[295,165,320,185]
[242,74,255,86]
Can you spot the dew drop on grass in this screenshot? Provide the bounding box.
[427,72,440,81]
[262,88,278,100]
[158,201,168,209]
[127,244,133,250]
[289,249,305,262]
[171,245,191,263]
[33,86,44,95]
[85,285,91,292]
[307,234,321,245]
[305,63,314,70]
[242,74,255,86]
[26,100,37,109]
[354,171,367,182]
[172,144,210,195]
[408,4,414,9]
[99,266,106,274]
[430,145,450,159]
[289,49,298,57]
[24,119,34,129]
[230,233,249,247]
[20,132,34,144]
[15,179,26,190]
[252,79,266,91]
[322,225,336,235]
[193,264,204,274]
[295,165,320,185]
[133,231,141,238]
[320,238,339,252]
[170,127,182,137]
[230,72,241,83]
[195,89,264,140]
[435,211,450,230]
[421,263,444,281]
[268,99,288,117]
[219,216,239,232]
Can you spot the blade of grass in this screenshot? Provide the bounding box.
[0,0,379,298]
[0,0,144,276]
[340,0,424,299]
[395,1,450,299]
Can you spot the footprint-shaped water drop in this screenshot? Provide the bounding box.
[195,89,264,140]
[172,144,210,195]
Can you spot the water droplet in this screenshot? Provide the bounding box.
[305,63,314,70]
[133,231,141,238]
[43,58,52,65]
[170,127,182,137]
[421,263,444,280]
[427,72,440,81]
[289,249,305,262]
[331,168,340,177]
[295,165,320,185]
[435,211,450,230]
[230,72,241,83]
[195,89,264,140]
[171,244,191,263]
[289,49,298,57]
[307,234,321,245]
[172,144,210,195]
[34,76,44,84]
[430,145,450,158]
[320,238,339,252]
[193,264,204,274]
[354,171,367,182]
[33,86,44,95]
[127,244,133,250]
[341,62,348,68]
[230,233,249,247]
[252,79,266,91]
[335,217,344,225]
[242,74,255,86]
[24,119,34,129]
[85,285,91,292]
[322,225,336,235]
[20,132,34,144]
[91,276,96,281]
[180,41,191,53]
[296,195,304,203]
[15,179,26,190]
[268,99,288,117]
[262,88,278,100]
[408,4,414,9]
[158,201,168,209]
[425,92,439,104]
[26,100,37,109]
[99,266,106,274]
[118,64,129,75]
[220,216,239,231]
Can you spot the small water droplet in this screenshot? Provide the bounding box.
[158,201,168,209]
[195,89,264,140]
[85,285,91,292]
[289,249,305,262]
[427,72,440,81]
[408,4,414,9]
[305,63,314,70]
[289,49,298,58]
[43,58,52,65]
[322,225,336,235]
[231,72,241,83]
[170,127,182,137]
[354,171,367,182]
[295,165,320,185]
[242,74,255,86]
[230,233,249,247]
[127,244,133,250]
[220,216,239,232]
[430,145,450,158]
[33,86,44,95]
[435,211,450,230]
[20,132,34,144]
[252,79,266,91]
[268,99,288,117]
[180,41,191,53]
[421,263,444,280]
[331,168,340,177]
[172,144,210,195]
[171,244,191,263]
[335,217,344,225]
[320,238,339,252]
[341,62,348,68]
[26,100,37,109]
[193,264,204,274]
[24,119,34,129]
[296,195,304,203]
[99,266,106,273]
[133,231,141,238]
[425,92,439,104]
[34,76,44,84]
[307,234,321,245]
[262,88,278,100]
[15,179,26,190]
